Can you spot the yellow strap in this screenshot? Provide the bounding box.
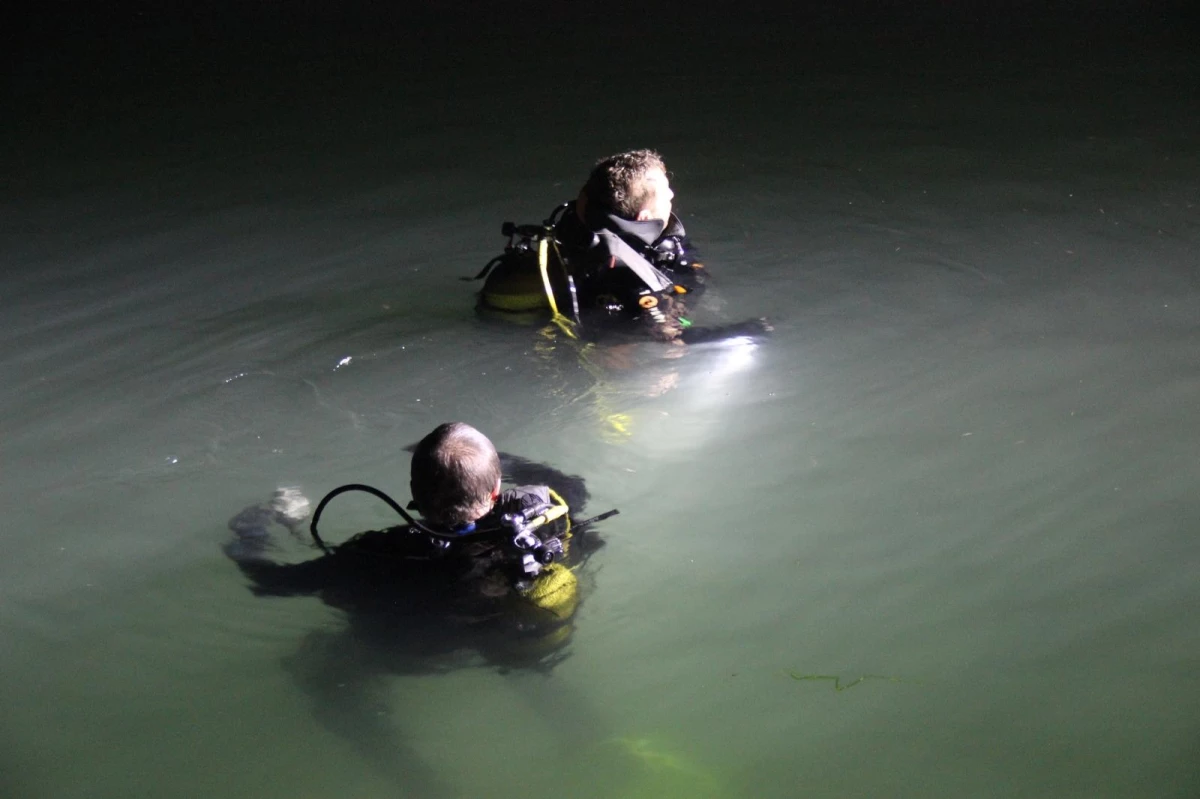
[521,488,568,535]
[547,487,571,537]
[537,237,559,316]
[538,236,579,339]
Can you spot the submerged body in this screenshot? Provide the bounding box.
[224,454,596,671]
[221,427,611,788]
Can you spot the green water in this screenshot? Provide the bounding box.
[2,6,1197,797]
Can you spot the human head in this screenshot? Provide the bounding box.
[583,149,674,227]
[410,422,502,528]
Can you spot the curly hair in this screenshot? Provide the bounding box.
[410,422,502,528]
[583,149,667,220]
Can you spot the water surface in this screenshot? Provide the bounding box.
[2,7,1198,798]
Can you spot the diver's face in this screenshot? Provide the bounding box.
[636,167,674,229]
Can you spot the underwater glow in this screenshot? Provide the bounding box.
[706,336,758,378]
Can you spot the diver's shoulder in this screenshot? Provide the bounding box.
[498,484,552,510]
[335,525,427,557]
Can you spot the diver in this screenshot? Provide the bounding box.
[224,421,610,670]
[473,149,771,344]
[222,422,614,793]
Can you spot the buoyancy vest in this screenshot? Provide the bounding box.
[330,484,578,626]
[476,202,704,317]
[556,201,706,305]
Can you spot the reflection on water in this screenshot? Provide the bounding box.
[2,9,1198,798]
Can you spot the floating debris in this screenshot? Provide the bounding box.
[785,672,904,691]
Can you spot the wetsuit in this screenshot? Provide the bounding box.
[224,459,595,671]
[553,200,706,342]
[553,200,769,344]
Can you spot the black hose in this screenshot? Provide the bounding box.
[572,508,619,530]
[309,483,618,553]
[309,483,427,552]
[462,255,505,282]
[546,202,572,226]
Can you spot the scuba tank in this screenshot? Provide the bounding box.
[468,205,580,320]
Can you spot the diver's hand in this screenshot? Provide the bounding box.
[269,487,311,534]
[224,487,311,563]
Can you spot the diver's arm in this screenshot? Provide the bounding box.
[631,283,771,345]
[225,553,333,597]
[224,496,330,597]
[223,530,331,597]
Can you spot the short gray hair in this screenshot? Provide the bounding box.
[410,422,501,527]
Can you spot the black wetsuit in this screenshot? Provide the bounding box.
[224,456,595,671]
[553,200,768,343]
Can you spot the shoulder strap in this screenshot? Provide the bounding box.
[594,230,674,292]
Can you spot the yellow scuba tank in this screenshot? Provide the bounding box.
[476,219,577,327]
[480,249,553,312]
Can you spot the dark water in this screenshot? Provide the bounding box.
[2,5,1198,797]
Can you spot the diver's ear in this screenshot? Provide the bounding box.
[491,476,502,501]
[635,207,654,222]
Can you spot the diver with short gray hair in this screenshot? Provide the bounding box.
[222,422,613,790]
[224,421,604,667]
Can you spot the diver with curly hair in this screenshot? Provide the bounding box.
[477,149,770,344]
